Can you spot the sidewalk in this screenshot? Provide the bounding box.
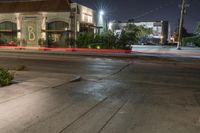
[0,71,81,104]
[132,45,200,54]
[132,45,200,60]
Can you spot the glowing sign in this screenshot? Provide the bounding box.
[28,26,36,41]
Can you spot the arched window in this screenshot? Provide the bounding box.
[47,21,70,47]
[0,21,17,31]
[48,21,69,30]
[0,21,17,45]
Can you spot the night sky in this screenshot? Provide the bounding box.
[0,0,199,33]
[76,0,200,33]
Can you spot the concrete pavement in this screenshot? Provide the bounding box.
[0,71,80,104]
[0,53,200,133]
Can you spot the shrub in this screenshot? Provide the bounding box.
[0,68,14,87]
[183,36,200,47]
[38,38,47,47]
[13,37,20,46]
[76,24,149,50]
[77,33,94,48]
[0,38,7,45]
[101,31,118,49]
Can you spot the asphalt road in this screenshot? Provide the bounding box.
[0,52,200,133]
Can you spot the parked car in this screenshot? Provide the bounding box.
[7,41,17,46]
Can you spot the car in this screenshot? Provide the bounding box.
[7,41,17,46]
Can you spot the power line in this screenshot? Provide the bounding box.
[133,1,175,19]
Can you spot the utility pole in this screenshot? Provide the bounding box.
[177,0,186,50]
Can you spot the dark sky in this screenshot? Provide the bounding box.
[76,0,200,33]
[1,0,199,33]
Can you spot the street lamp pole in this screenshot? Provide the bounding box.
[177,0,186,50]
[98,10,105,33]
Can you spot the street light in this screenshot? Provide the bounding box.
[99,10,104,16]
[108,22,113,31]
[98,10,105,33]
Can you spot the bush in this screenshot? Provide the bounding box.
[77,32,119,49]
[76,33,94,48]
[76,24,148,50]
[0,38,7,45]
[38,38,47,47]
[183,36,200,47]
[0,68,14,86]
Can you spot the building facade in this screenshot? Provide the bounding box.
[0,0,96,47]
[109,21,170,44]
[71,3,97,40]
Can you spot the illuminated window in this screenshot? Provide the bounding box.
[81,13,93,23]
[0,21,17,43]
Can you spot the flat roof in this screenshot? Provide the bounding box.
[0,0,71,13]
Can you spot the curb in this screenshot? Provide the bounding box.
[0,49,136,60]
[69,75,82,83]
[0,46,132,53]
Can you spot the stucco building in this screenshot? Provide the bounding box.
[109,21,170,44]
[0,0,96,47]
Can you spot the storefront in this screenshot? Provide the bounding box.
[0,0,97,47]
[0,0,71,47]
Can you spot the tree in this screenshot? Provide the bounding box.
[175,26,193,38]
[196,21,200,35]
[127,19,135,23]
[137,26,153,39]
[182,27,193,37]
[182,22,200,47]
[76,23,153,50]
[183,36,200,47]
[101,31,117,49]
[117,24,141,49]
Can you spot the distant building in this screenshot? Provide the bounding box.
[0,0,97,47]
[109,21,170,44]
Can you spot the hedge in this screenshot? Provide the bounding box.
[183,36,200,47]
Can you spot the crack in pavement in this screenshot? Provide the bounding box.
[81,62,132,83]
[110,63,132,76]
[58,97,108,133]
[98,99,129,133]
